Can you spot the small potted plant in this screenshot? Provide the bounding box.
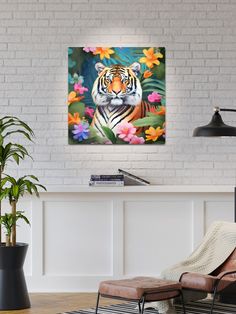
[0,116,46,310]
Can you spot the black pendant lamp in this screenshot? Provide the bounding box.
[193,106,236,223]
[193,107,236,137]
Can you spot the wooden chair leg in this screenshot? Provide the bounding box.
[95,292,100,314]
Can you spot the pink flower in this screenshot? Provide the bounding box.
[129,135,145,145]
[147,92,162,103]
[83,47,96,53]
[74,83,88,94]
[117,122,136,142]
[85,107,94,118]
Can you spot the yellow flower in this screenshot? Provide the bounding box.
[145,126,164,142]
[139,48,163,68]
[68,91,84,105]
[68,112,81,125]
[93,47,114,60]
[143,70,153,78]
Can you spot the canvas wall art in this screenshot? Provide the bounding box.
[68,47,165,145]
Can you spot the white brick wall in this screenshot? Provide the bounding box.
[1,0,236,186]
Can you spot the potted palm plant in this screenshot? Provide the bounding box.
[0,116,46,310]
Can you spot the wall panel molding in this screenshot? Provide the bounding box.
[20,190,234,292]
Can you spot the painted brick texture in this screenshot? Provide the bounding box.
[1,0,236,186]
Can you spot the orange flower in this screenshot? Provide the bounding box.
[139,48,163,68]
[68,91,84,105]
[149,106,166,116]
[143,70,153,78]
[145,126,165,142]
[68,112,81,125]
[93,47,114,60]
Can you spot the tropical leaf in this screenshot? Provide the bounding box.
[101,126,116,144]
[141,78,165,85]
[133,115,165,127]
[0,174,46,203]
[142,89,165,96]
[69,102,85,118]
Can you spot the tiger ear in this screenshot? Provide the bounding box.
[129,62,141,76]
[95,62,106,74]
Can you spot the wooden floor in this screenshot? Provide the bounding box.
[1,293,121,314]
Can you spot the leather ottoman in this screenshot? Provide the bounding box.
[95,276,186,314]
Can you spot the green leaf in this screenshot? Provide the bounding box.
[12,185,19,198]
[69,102,85,118]
[16,211,30,225]
[161,98,166,106]
[4,130,33,142]
[143,89,165,96]
[12,153,20,165]
[0,135,3,146]
[101,126,117,144]
[133,115,165,127]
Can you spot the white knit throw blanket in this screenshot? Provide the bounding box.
[153,221,236,313]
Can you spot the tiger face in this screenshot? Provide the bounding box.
[92,62,142,107]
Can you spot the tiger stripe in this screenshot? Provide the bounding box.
[91,101,152,136]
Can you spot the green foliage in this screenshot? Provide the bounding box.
[0,211,30,238]
[68,102,85,118]
[0,175,46,203]
[0,116,34,171]
[141,78,165,97]
[133,114,165,128]
[101,126,117,144]
[0,115,46,246]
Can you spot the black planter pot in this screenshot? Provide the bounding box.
[0,242,30,310]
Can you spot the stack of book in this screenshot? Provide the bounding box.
[89,175,124,187]
[89,170,150,187]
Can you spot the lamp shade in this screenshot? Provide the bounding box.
[193,111,236,137]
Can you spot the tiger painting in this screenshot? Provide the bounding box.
[91,62,148,137]
[68,47,165,145]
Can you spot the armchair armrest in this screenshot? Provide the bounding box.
[178,272,215,282]
[217,269,236,280]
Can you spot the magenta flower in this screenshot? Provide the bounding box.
[74,83,88,94]
[85,107,94,118]
[72,121,90,142]
[129,135,145,145]
[83,47,96,53]
[117,122,136,142]
[148,92,162,103]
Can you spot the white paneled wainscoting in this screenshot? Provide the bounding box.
[11,186,235,292]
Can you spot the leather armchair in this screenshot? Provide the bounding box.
[179,249,236,314]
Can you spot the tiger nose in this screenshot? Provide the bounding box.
[112,77,122,94]
[113,88,121,95]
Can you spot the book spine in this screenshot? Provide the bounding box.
[91,175,124,180]
[90,178,123,181]
[89,181,124,186]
